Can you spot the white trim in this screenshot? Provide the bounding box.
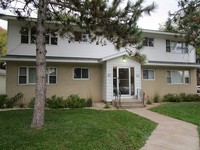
[18,66,57,85]
[101,51,127,61]
[46,67,57,85]
[1,57,100,63]
[166,70,190,85]
[144,62,199,68]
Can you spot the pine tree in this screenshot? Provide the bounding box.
[0,0,156,129]
[162,0,200,50]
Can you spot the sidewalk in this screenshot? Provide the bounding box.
[127,108,200,150]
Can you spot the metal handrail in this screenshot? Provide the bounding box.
[136,89,145,106]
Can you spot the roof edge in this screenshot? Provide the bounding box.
[0,55,101,63]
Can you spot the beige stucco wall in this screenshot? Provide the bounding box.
[0,75,6,94]
[6,61,102,104]
[141,66,197,100]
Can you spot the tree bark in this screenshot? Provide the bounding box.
[31,0,48,129]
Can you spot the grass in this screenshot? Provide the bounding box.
[0,109,156,150]
[150,102,200,136]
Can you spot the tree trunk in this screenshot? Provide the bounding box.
[31,0,48,129]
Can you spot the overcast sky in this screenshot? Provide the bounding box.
[0,0,179,30]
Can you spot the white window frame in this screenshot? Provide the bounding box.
[18,66,57,85]
[143,37,154,47]
[73,67,90,80]
[166,40,188,54]
[20,27,58,45]
[142,69,155,80]
[46,67,57,84]
[166,70,190,84]
[74,32,89,42]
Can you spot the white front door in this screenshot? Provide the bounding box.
[113,67,134,97]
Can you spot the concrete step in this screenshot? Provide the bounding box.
[112,99,145,109]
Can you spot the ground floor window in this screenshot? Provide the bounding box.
[73,68,89,79]
[18,67,56,84]
[142,69,155,80]
[166,70,190,84]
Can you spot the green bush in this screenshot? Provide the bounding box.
[163,94,178,102]
[163,93,200,102]
[0,93,24,108]
[32,94,93,109]
[179,93,187,102]
[0,94,8,108]
[28,98,35,108]
[46,95,66,109]
[146,100,152,105]
[85,98,92,107]
[5,93,24,108]
[66,94,85,108]
[185,94,200,102]
[153,94,160,103]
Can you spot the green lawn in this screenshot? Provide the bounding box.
[150,102,200,136]
[0,109,156,150]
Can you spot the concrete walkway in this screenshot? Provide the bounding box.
[127,108,200,150]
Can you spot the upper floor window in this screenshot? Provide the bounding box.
[143,37,154,47]
[74,32,89,42]
[73,68,89,79]
[21,27,29,43]
[166,40,188,54]
[18,66,57,84]
[20,27,58,45]
[143,69,155,80]
[31,27,37,44]
[166,70,190,84]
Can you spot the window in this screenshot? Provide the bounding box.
[166,40,188,54]
[46,67,57,84]
[166,70,190,84]
[143,69,155,80]
[19,67,27,84]
[50,32,58,45]
[31,27,37,43]
[74,32,89,42]
[29,68,36,83]
[20,27,58,45]
[74,68,89,79]
[18,67,57,84]
[143,37,154,47]
[20,27,29,43]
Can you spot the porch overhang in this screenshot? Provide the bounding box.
[0,55,101,63]
[144,61,200,68]
[101,51,128,62]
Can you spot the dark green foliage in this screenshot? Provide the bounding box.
[46,94,93,109]
[6,93,24,108]
[146,100,152,105]
[28,98,35,108]
[0,109,156,150]
[162,0,200,50]
[46,95,66,109]
[0,94,7,108]
[185,94,200,102]
[163,94,177,102]
[0,27,6,56]
[162,93,200,102]
[67,94,85,108]
[0,93,23,108]
[153,93,160,103]
[85,97,92,107]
